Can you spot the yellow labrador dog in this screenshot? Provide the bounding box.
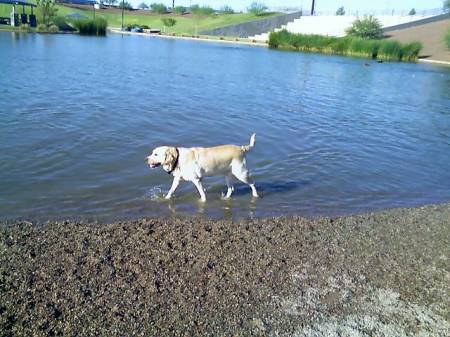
[146,134,258,202]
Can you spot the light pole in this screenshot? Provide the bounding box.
[311,0,315,15]
[121,0,124,30]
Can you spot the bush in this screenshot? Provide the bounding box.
[37,23,48,33]
[346,15,383,39]
[248,2,267,16]
[48,24,58,33]
[269,30,422,62]
[174,6,186,14]
[409,8,416,15]
[150,3,167,14]
[445,28,450,49]
[19,23,32,32]
[190,5,214,16]
[220,5,234,14]
[73,17,107,36]
[161,17,176,27]
[51,16,74,31]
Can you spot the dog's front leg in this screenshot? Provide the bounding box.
[192,179,207,202]
[165,175,181,200]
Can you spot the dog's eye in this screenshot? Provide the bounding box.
[154,154,158,156]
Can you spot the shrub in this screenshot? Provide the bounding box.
[445,28,450,49]
[37,23,48,33]
[191,5,214,16]
[336,6,345,15]
[48,24,58,33]
[174,6,186,14]
[220,5,234,14]
[150,3,167,14]
[409,8,416,15]
[346,15,383,39]
[73,17,107,36]
[51,16,74,31]
[19,23,32,32]
[161,17,176,27]
[248,2,268,16]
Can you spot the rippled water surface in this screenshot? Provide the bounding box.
[1,32,449,220]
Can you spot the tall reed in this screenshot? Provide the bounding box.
[72,17,107,36]
[269,30,422,62]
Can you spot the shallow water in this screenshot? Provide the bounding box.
[1,32,449,220]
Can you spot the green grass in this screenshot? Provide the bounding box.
[269,30,422,62]
[1,4,281,35]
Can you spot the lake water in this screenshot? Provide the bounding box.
[1,32,449,221]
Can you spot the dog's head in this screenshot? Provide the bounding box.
[146,146,178,173]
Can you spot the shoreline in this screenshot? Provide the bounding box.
[1,202,449,336]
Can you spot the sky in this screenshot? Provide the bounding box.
[129,0,446,12]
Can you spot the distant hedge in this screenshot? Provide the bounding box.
[72,17,107,36]
[269,30,422,62]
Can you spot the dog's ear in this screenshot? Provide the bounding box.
[163,147,178,172]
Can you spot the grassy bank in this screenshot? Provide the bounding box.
[1,203,449,335]
[269,30,423,62]
[0,4,281,35]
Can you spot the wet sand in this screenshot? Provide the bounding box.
[1,203,449,336]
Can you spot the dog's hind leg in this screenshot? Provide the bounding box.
[231,162,259,198]
[224,174,234,199]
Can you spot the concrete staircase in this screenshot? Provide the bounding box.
[249,14,436,42]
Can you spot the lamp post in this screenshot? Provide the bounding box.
[121,0,124,30]
[311,0,315,15]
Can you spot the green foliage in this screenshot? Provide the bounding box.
[19,24,32,32]
[409,8,416,15]
[138,2,148,9]
[37,23,47,32]
[174,6,186,14]
[36,0,58,26]
[220,5,234,14]
[51,16,74,31]
[346,15,383,39]
[269,30,422,62]
[118,1,133,10]
[161,17,176,27]
[444,0,450,11]
[445,28,450,49]
[72,17,107,36]
[190,5,214,16]
[150,3,167,14]
[248,2,268,16]
[48,24,58,33]
[336,6,345,15]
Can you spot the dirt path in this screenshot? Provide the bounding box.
[1,204,449,336]
[387,19,450,63]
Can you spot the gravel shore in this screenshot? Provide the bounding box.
[1,204,449,336]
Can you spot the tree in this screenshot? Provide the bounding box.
[107,0,117,5]
[36,0,58,26]
[174,6,186,14]
[336,6,345,15]
[220,5,234,14]
[161,17,176,27]
[138,2,148,9]
[346,15,383,39]
[444,0,450,12]
[409,8,416,15]
[150,3,167,14]
[118,1,132,10]
[248,2,267,16]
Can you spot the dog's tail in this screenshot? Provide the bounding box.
[242,133,256,153]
